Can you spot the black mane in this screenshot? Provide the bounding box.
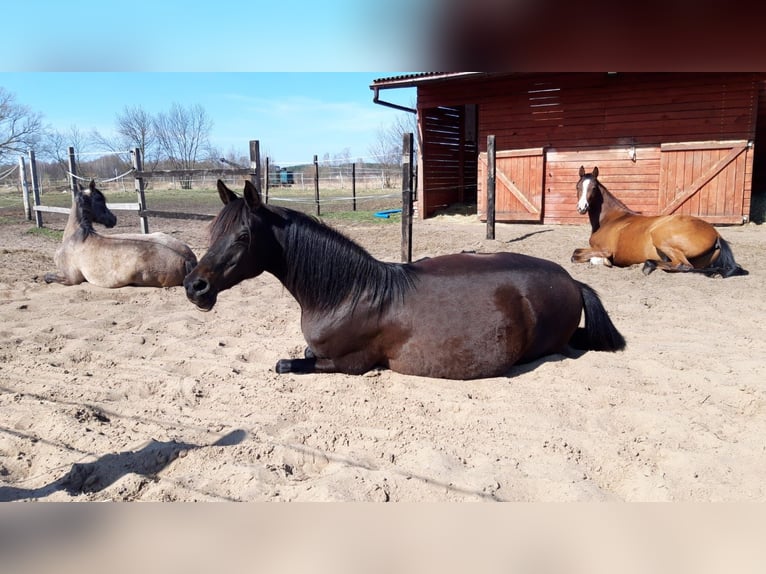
[210,200,416,312]
[73,189,100,238]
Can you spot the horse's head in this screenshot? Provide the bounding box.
[184,179,274,311]
[576,166,600,215]
[77,180,117,228]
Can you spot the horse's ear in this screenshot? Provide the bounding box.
[216,179,238,205]
[243,180,263,211]
[89,179,97,192]
[592,166,599,178]
[579,166,585,178]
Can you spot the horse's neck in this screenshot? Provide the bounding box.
[271,214,408,313]
[592,184,635,230]
[63,194,93,241]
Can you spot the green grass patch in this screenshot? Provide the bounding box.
[25,226,63,240]
[321,210,400,224]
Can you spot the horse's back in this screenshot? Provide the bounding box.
[411,251,570,278]
[77,232,196,287]
[387,252,584,378]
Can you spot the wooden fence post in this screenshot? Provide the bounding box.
[19,155,31,220]
[486,134,496,240]
[264,156,270,204]
[67,146,78,195]
[313,154,320,217]
[249,140,261,194]
[401,132,414,263]
[29,149,43,228]
[351,162,357,211]
[132,147,150,234]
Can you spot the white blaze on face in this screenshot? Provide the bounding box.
[577,178,591,213]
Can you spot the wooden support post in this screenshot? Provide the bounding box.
[132,147,150,234]
[486,135,496,240]
[249,140,261,195]
[264,156,270,204]
[29,149,43,228]
[19,155,31,220]
[67,146,78,195]
[314,154,320,217]
[352,162,357,211]
[401,132,414,263]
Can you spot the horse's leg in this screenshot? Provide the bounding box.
[276,349,378,375]
[643,245,694,274]
[275,357,351,374]
[571,247,613,267]
[276,357,317,374]
[43,271,80,285]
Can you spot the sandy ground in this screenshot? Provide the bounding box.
[1,202,764,502]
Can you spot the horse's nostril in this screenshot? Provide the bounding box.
[192,278,208,294]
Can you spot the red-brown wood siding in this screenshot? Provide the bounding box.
[414,73,760,223]
[544,147,662,225]
[659,141,752,224]
[476,148,544,222]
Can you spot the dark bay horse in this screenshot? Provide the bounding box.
[184,180,625,380]
[44,180,198,288]
[572,166,747,277]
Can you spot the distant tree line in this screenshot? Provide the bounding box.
[0,85,416,190]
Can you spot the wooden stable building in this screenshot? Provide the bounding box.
[371,72,765,224]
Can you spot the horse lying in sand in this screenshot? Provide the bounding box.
[184,180,626,380]
[572,166,747,277]
[44,180,197,288]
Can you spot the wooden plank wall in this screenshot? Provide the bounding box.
[417,73,761,223]
[477,149,544,221]
[659,141,752,224]
[545,147,661,225]
[419,73,759,150]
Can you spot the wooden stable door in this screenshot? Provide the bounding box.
[659,140,752,224]
[477,148,545,222]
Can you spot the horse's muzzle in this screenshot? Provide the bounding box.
[184,276,217,311]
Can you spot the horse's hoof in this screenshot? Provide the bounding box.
[642,261,657,275]
[275,359,291,374]
[304,347,315,359]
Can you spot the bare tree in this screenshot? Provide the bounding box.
[153,103,213,188]
[91,105,159,169]
[369,111,417,164]
[369,111,417,187]
[39,125,90,182]
[0,87,44,163]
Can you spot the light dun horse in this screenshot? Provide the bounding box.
[184,180,626,380]
[44,180,198,288]
[572,166,747,277]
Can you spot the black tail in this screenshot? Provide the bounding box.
[706,236,748,278]
[569,282,626,352]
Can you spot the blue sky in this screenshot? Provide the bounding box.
[1,73,416,164]
[0,0,425,163]
[0,1,428,72]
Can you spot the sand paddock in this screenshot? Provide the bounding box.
[1,204,764,501]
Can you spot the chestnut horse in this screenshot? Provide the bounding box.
[184,180,626,380]
[572,166,747,277]
[44,180,198,288]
